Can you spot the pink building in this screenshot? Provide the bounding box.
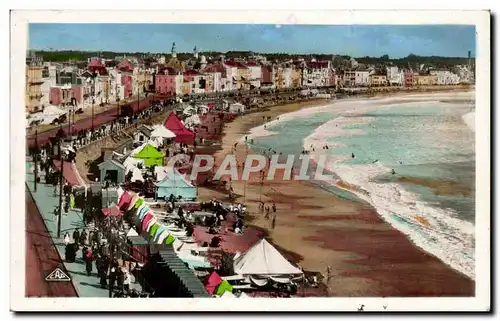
[261,65,273,84]
[155,74,177,96]
[50,87,62,105]
[70,86,83,103]
[121,74,133,98]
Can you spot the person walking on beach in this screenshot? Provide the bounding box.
[271,215,276,230]
[265,206,270,219]
[326,266,332,281]
[272,203,276,213]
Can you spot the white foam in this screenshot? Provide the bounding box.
[300,92,476,280]
[462,112,476,132]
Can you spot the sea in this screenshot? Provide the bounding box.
[246,91,476,280]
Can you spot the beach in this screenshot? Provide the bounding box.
[197,92,475,297]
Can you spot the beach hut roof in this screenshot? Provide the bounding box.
[133,143,164,159]
[204,271,223,295]
[155,169,194,188]
[233,239,303,276]
[150,126,176,139]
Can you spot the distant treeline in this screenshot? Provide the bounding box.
[33,50,474,69]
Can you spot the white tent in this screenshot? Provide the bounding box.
[43,105,67,117]
[233,239,303,276]
[123,157,145,174]
[220,291,237,299]
[154,166,174,182]
[184,114,201,127]
[229,103,245,114]
[183,105,197,116]
[130,167,144,182]
[150,126,176,139]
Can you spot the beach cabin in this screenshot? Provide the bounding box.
[98,158,126,184]
[229,103,245,114]
[155,168,197,201]
[134,125,153,145]
[163,112,196,144]
[133,143,165,168]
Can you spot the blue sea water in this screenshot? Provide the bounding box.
[249,97,476,279]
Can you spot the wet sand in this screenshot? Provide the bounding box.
[196,99,475,297]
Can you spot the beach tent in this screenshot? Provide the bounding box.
[132,143,165,168]
[220,291,237,299]
[184,114,201,128]
[215,280,234,296]
[229,103,245,114]
[150,126,176,139]
[155,168,196,201]
[163,113,195,144]
[43,105,67,117]
[204,271,223,295]
[233,239,303,276]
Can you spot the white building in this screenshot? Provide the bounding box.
[245,62,262,88]
[429,69,461,85]
[301,60,331,87]
[283,67,293,88]
[222,64,238,91]
[355,70,371,87]
[386,66,404,86]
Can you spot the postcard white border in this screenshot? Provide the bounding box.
[10,10,490,312]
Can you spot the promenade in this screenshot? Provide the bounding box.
[25,160,141,297]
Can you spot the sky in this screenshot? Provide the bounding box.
[28,24,476,58]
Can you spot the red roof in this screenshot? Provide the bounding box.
[88,66,109,76]
[201,64,225,73]
[102,205,123,217]
[184,70,200,76]
[224,61,248,69]
[203,271,223,295]
[88,58,104,68]
[245,61,258,67]
[306,61,329,69]
[52,160,82,186]
[116,59,134,72]
[164,113,195,144]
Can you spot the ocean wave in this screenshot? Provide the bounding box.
[462,112,476,132]
[301,94,476,280]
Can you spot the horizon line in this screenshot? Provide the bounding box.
[28,49,475,59]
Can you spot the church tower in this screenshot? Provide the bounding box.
[193,45,199,60]
[171,42,177,58]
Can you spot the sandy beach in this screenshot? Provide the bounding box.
[197,94,475,297]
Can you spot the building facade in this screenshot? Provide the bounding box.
[26,64,44,113]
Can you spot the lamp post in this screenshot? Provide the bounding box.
[33,128,38,192]
[56,131,66,238]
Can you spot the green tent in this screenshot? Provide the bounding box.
[149,223,160,237]
[133,143,165,168]
[135,198,144,208]
[164,234,175,245]
[215,280,233,296]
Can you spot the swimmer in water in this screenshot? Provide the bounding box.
[351,153,355,158]
[391,169,396,175]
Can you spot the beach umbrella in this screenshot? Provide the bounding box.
[138,205,149,220]
[157,229,171,243]
[126,194,139,211]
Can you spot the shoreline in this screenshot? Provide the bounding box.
[197,89,475,296]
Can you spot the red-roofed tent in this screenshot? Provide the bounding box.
[203,271,223,295]
[101,205,123,217]
[164,113,195,144]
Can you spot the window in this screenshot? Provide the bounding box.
[139,134,144,142]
